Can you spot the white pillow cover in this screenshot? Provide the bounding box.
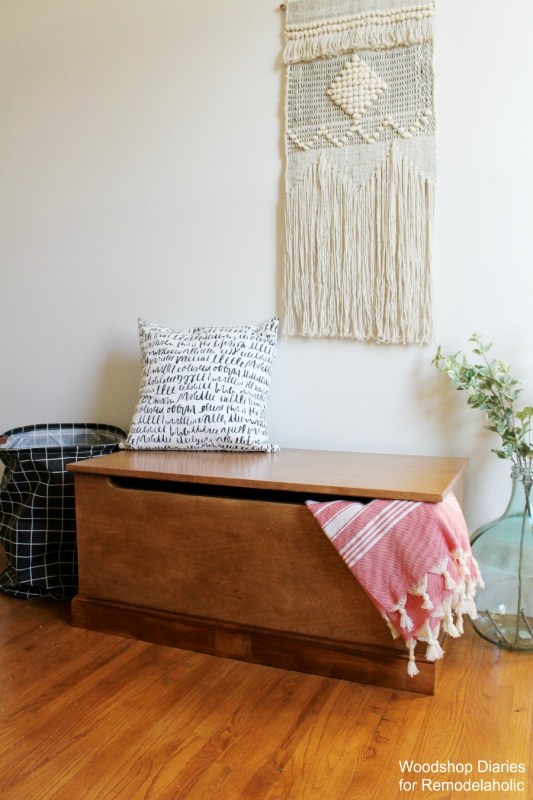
[123,317,279,452]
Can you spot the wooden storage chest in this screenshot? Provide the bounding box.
[68,449,466,695]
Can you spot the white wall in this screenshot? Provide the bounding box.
[1,0,532,530]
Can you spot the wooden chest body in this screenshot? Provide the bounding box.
[69,449,466,695]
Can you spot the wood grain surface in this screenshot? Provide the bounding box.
[72,474,398,644]
[70,451,466,694]
[71,596,437,695]
[0,594,530,800]
[70,470,448,693]
[68,448,467,502]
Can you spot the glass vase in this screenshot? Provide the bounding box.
[470,466,533,650]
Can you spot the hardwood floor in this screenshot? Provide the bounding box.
[0,594,531,800]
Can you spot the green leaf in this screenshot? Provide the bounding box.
[432,334,532,466]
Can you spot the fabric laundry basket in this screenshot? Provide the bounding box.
[0,423,126,599]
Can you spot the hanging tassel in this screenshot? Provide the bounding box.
[426,639,444,662]
[453,548,472,579]
[442,598,460,638]
[384,615,401,639]
[471,555,486,589]
[391,595,413,631]
[437,556,456,591]
[455,586,478,620]
[412,574,433,610]
[420,620,444,662]
[463,589,479,620]
[407,639,420,677]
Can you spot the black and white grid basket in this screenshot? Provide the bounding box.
[0,423,126,599]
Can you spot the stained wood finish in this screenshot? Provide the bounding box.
[72,596,437,695]
[68,448,467,502]
[69,451,466,694]
[72,450,463,693]
[0,595,531,800]
[72,474,399,645]
[72,471,436,692]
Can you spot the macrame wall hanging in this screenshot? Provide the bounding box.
[282,0,436,344]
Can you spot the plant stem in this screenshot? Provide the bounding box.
[514,473,532,644]
[521,609,533,639]
[486,610,512,645]
[481,352,524,471]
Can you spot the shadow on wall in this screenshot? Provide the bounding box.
[415,368,469,450]
[414,365,496,462]
[275,10,286,328]
[88,348,141,433]
[413,363,505,526]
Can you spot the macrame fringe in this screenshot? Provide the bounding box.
[388,547,484,677]
[284,144,434,343]
[285,143,434,344]
[284,13,434,64]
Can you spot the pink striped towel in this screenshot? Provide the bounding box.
[307,493,484,676]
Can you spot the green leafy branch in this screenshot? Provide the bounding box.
[432,334,533,471]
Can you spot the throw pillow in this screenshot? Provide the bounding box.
[123,317,279,452]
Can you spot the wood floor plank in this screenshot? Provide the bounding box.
[1,642,170,796]
[0,594,531,800]
[51,659,287,800]
[0,619,127,700]
[357,633,532,800]
[238,682,393,800]
[166,671,334,799]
